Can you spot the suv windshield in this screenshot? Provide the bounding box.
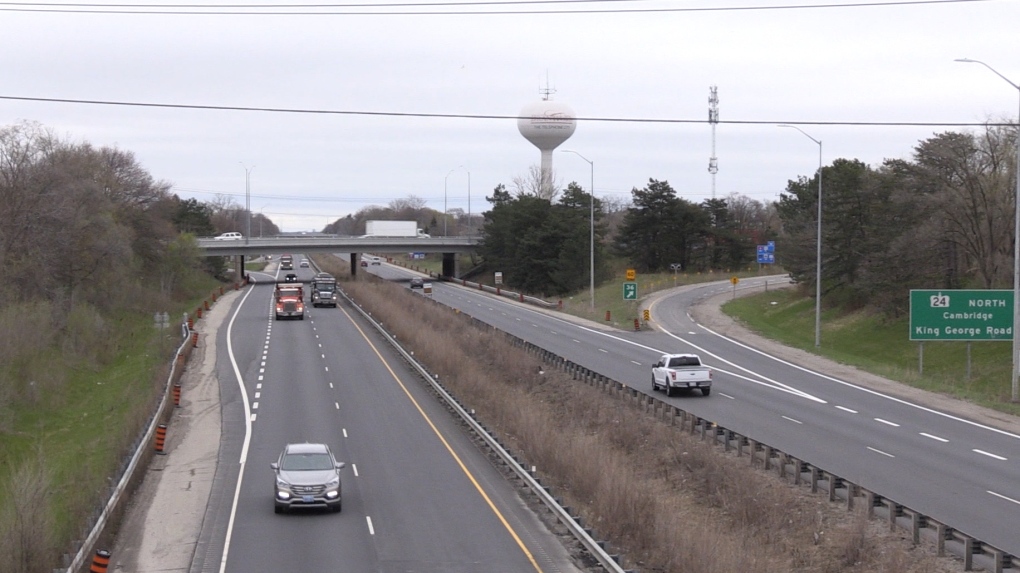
[282,453,334,471]
[317,284,335,292]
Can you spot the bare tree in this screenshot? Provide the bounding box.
[513,164,560,201]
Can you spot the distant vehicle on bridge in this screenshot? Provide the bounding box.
[364,220,430,239]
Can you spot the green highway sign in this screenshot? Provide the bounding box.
[623,282,637,300]
[909,289,1013,341]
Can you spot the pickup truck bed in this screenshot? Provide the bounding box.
[652,354,712,397]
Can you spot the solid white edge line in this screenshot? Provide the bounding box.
[220,282,260,573]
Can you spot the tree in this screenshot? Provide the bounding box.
[512,164,560,201]
[614,179,708,272]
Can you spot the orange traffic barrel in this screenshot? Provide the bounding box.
[155,425,167,454]
[187,317,194,330]
[203,300,209,311]
[191,332,199,348]
[633,319,640,331]
[173,384,181,407]
[89,549,111,573]
[605,311,611,321]
[196,307,203,319]
[220,286,225,295]
[211,292,218,302]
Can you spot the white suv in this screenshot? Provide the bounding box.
[214,232,243,240]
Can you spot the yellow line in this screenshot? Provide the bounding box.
[339,306,544,573]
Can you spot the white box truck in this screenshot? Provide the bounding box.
[364,220,430,238]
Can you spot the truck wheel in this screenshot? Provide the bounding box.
[665,386,674,397]
[702,387,711,397]
[651,376,657,392]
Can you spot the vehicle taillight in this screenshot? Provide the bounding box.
[670,372,676,380]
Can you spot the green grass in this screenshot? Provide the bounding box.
[722,289,1020,415]
[0,276,222,558]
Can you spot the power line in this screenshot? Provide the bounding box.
[0,0,990,15]
[1,94,1008,127]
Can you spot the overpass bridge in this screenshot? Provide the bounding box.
[196,236,480,277]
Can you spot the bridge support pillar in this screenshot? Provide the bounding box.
[235,255,244,281]
[350,253,358,277]
[442,252,458,279]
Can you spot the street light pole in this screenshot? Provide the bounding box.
[444,166,461,236]
[779,125,823,348]
[240,163,255,244]
[561,150,596,312]
[956,58,1020,402]
[467,170,472,234]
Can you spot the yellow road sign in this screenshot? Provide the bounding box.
[626,269,636,281]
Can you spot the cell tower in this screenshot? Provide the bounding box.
[708,86,719,199]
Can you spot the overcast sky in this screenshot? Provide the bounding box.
[2,0,1018,231]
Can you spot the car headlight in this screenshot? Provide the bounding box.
[325,477,340,489]
[276,476,290,489]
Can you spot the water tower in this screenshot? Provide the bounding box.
[518,89,576,196]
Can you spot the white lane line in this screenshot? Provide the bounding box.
[598,349,608,353]
[835,405,858,414]
[256,383,262,390]
[254,392,260,399]
[325,366,329,372]
[630,360,641,365]
[718,392,735,400]
[973,449,1007,461]
[329,382,334,389]
[335,402,340,410]
[366,516,375,535]
[259,368,265,374]
[874,418,900,427]
[260,361,266,367]
[516,317,521,321]
[531,324,538,327]
[573,339,581,343]
[351,463,358,476]
[257,375,263,381]
[867,447,895,458]
[249,413,257,421]
[551,331,558,335]
[342,428,348,438]
[988,490,1020,505]
[252,402,259,409]
[782,415,802,424]
[920,432,948,443]
[321,354,326,359]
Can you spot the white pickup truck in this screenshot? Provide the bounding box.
[651,353,712,397]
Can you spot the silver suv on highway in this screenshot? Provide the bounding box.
[271,443,346,513]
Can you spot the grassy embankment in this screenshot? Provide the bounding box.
[317,254,955,573]
[0,276,222,572]
[721,288,1020,416]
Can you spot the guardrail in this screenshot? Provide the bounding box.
[360,284,1017,573]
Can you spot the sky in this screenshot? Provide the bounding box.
[1,0,1018,232]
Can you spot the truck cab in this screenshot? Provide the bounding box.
[274,283,304,320]
[280,254,294,271]
[310,274,338,308]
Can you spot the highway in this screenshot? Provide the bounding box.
[366,261,1020,558]
[191,262,584,573]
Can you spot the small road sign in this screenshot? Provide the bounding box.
[626,269,636,281]
[623,282,637,300]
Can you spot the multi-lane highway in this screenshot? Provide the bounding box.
[190,262,584,573]
[365,260,1020,558]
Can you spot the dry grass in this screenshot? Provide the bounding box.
[318,259,962,573]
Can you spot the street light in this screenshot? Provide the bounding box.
[259,205,269,238]
[956,58,1020,402]
[240,163,255,244]
[560,149,596,312]
[778,125,823,348]
[467,169,472,234]
[444,166,462,236]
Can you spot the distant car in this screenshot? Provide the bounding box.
[409,277,424,289]
[271,443,345,514]
[300,259,309,268]
[284,273,298,283]
[214,232,243,240]
[359,260,368,267]
[315,272,333,279]
[370,258,381,266]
